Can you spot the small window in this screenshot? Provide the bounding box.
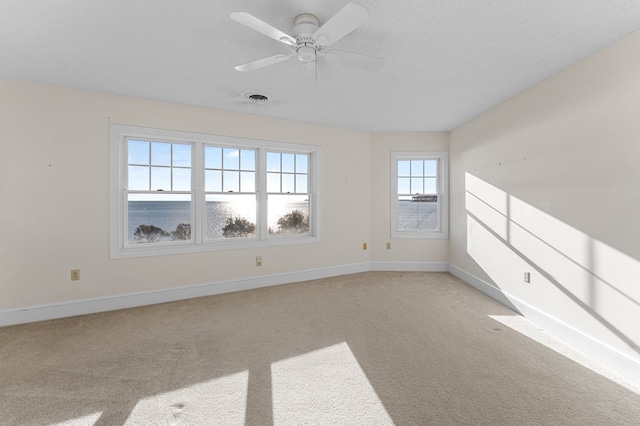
[391,152,448,238]
[110,124,318,258]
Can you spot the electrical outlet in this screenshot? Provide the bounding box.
[71,269,80,281]
[524,272,531,283]
[256,256,262,267]
[386,242,391,250]
[362,242,367,250]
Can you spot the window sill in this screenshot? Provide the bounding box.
[110,235,320,259]
[391,231,449,239]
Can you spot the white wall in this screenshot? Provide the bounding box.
[449,30,640,365]
[369,133,449,267]
[0,79,373,310]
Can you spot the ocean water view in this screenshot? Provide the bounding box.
[128,200,438,243]
[127,200,309,243]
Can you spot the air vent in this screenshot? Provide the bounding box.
[245,93,269,103]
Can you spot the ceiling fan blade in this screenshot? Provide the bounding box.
[234,54,292,72]
[230,12,296,46]
[312,3,371,47]
[324,49,384,72]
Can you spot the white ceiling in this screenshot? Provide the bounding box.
[2,1,640,132]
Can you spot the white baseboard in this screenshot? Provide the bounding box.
[448,264,640,388]
[447,264,520,311]
[0,262,371,327]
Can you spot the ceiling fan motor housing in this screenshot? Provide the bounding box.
[291,13,322,62]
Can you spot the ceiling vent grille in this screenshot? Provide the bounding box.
[245,93,269,102]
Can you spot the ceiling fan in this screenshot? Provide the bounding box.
[230,3,384,74]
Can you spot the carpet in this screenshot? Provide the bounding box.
[1,272,639,425]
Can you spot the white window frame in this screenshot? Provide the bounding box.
[390,151,448,239]
[265,150,312,237]
[110,124,319,258]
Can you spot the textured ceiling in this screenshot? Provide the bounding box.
[1,0,640,132]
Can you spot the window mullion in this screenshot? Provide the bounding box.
[194,141,203,244]
[257,148,267,240]
[170,145,173,191]
[147,143,152,191]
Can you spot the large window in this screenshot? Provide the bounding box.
[391,152,448,238]
[110,125,318,258]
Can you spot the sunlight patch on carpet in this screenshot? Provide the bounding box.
[124,370,248,425]
[51,412,102,426]
[271,341,394,425]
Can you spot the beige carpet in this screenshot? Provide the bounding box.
[1,272,639,425]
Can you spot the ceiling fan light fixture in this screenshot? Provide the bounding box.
[297,46,316,62]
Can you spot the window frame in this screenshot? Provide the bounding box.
[390,151,448,239]
[110,124,319,258]
[266,151,312,237]
[203,144,258,241]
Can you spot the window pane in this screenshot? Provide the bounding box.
[411,177,423,194]
[173,168,191,191]
[282,174,295,193]
[128,140,149,165]
[424,159,437,176]
[205,194,256,240]
[205,146,222,169]
[240,171,255,192]
[151,167,171,191]
[296,175,308,193]
[127,193,192,244]
[205,170,222,192]
[296,155,308,173]
[223,170,239,192]
[397,160,410,177]
[411,160,423,176]
[173,144,191,167]
[424,178,437,194]
[397,197,438,232]
[224,148,239,170]
[397,177,410,194]
[268,194,309,235]
[267,152,280,172]
[151,142,171,166]
[241,150,256,171]
[129,166,149,190]
[267,172,280,192]
[282,153,295,173]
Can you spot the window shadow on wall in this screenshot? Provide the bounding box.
[464,172,640,358]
